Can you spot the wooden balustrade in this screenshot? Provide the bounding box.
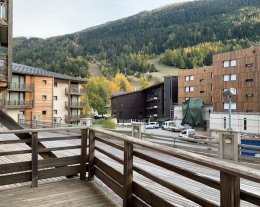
[0,127,260,207]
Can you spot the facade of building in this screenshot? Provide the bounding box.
[177,46,260,133]
[0,62,86,127]
[111,76,178,123]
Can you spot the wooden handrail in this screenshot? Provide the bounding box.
[89,127,260,183]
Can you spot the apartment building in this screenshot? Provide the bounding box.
[111,76,178,123]
[177,46,260,133]
[0,62,86,127]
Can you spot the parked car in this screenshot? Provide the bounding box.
[179,129,195,138]
[161,121,174,130]
[145,122,159,129]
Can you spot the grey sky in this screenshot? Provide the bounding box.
[14,0,192,38]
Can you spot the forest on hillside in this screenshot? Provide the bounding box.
[13,0,260,77]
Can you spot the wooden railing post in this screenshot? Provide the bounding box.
[80,129,88,180]
[88,130,95,181]
[220,172,240,207]
[31,132,38,188]
[123,141,133,207]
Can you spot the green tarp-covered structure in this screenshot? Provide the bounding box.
[181,98,204,127]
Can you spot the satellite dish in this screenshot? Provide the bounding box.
[223,88,236,97]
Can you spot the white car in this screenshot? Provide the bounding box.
[145,122,159,129]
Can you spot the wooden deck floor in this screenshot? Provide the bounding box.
[0,179,119,207]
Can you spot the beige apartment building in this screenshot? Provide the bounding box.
[0,62,86,127]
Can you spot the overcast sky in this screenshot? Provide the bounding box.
[14,0,192,38]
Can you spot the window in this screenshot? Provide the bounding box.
[246,93,253,97]
[200,79,205,82]
[244,118,247,130]
[54,82,58,87]
[53,96,58,100]
[230,74,236,81]
[223,61,230,68]
[245,79,253,82]
[185,86,194,92]
[223,88,236,95]
[200,91,205,94]
[42,95,47,100]
[246,109,253,112]
[230,59,237,67]
[42,80,47,84]
[224,74,236,81]
[224,117,226,129]
[224,103,236,110]
[42,111,47,115]
[245,63,253,68]
[185,75,194,81]
[224,60,237,68]
[53,110,58,114]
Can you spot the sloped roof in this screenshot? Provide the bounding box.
[0,61,86,82]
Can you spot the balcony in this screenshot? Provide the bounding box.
[65,114,85,122]
[8,83,33,92]
[146,105,158,110]
[65,88,84,96]
[146,96,158,102]
[65,101,84,109]
[5,100,33,109]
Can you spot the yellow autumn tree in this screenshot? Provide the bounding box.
[138,75,149,89]
[114,72,133,92]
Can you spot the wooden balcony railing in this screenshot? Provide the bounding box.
[5,100,33,108]
[65,88,84,96]
[65,114,85,122]
[8,83,33,92]
[65,101,84,109]
[0,127,259,207]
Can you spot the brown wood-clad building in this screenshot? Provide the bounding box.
[212,46,260,112]
[178,66,213,105]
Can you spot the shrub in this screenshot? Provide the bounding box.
[102,119,117,129]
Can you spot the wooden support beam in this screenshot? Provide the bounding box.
[31,132,38,188]
[220,172,240,207]
[123,141,133,207]
[80,129,87,180]
[88,130,95,181]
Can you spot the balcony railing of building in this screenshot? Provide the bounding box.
[146,105,158,110]
[65,88,84,96]
[65,114,85,122]
[0,55,7,82]
[5,100,33,108]
[146,96,158,102]
[65,101,84,109]
[8,83,33,92]
[0,127,259,207]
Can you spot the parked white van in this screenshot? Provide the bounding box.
[179,129,195,138]
[161,121,175,130]
[145,122,159,129]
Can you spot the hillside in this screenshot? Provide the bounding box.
[13,0,260,77]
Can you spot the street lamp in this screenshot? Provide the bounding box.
[223,88,236,130]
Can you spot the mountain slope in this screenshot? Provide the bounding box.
[13,0,260,77]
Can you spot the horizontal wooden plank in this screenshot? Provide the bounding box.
[0,172,30,186]
[39,136,81,142]
[133,195,150,207]
[96,136,124,151]
[0,127,87,134]
[39,156,82,169]
[0,161,31,174]
[94,166,123,198]
[133,181,177,207]
[94,157,123,185]
[134,151,220,190]
[38,165,81,179]
[0,149,31,156]
[133,165,218,207]
[239,156,260,164]
[38,145,81,153]
[0,139,31,145]
[240,189,260,206]
[95,146,124,164]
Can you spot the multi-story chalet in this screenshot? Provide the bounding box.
[111,76,178,123]
[0,62,86,127]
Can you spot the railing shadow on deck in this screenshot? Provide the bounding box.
[0,127,260,207]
